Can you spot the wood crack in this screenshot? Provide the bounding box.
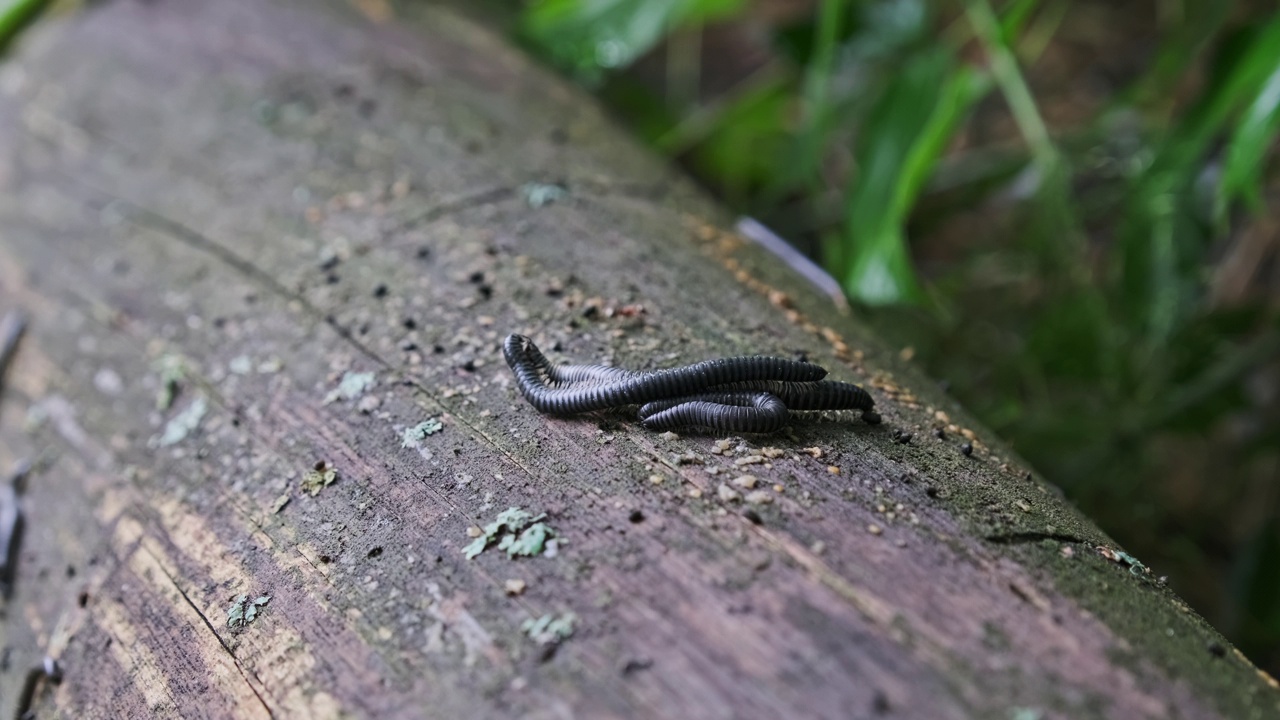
[88,191,575,530]
[391,185,517,232]
[983,531,1090,546]
[142,543,277,719]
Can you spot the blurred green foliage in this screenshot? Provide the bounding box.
[523,0,750,83]
[0,0,50,51]
[513,0,1280,672]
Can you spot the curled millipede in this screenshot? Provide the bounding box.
[700,380,873,412]
[638,392,789,433]
[503,334,875,433]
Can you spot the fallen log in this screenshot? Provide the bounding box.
[0,0,1276,718]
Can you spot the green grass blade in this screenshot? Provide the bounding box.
[893,66,988,217]
[1220,24,1280,217]
[836,50,985,305]
[1145,17,1280,185]
[1129,0,1228,112]
[965,0,1056,172]
[1120,16,1280,349]
[0,0,48,50]
[997,0,1041,45]
[777,0,846,195]
[521,0,748,82]
[684,81,793,206]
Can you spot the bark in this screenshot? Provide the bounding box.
[0,1,1276,718]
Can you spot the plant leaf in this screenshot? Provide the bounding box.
[837,50,985,304]
[1220,19,1280,217]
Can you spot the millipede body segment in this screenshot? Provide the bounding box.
[503,334,876,433]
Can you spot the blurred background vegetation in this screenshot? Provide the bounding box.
[492,0,1280,675]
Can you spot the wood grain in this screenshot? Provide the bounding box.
[0,1,1275,718]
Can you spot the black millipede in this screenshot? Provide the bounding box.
[503,334,875,433]
[503,334,827,414]
[638,392,790,433]
[695,380,874,412]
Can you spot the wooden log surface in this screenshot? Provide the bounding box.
[0,0,1277,718]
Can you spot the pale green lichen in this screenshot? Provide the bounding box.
[154,354,186,410]
[271,494,291,514]
[500,521,554,557]
[154,395,208,447]
[324,371,376,404]
[226,594,272,628]
[464,507,559,559]
[301,463,338,496]
[1098,545,1151,576]
[522,612,576,646]
[228,355,253,375]
[401,418,444,448]
[23,401,48,432]
[521,182,567,209]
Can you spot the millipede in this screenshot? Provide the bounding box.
[503,334,877,433]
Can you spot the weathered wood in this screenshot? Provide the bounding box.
[0,1,1276,718]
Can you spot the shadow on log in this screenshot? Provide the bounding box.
[0,0,1277,718]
